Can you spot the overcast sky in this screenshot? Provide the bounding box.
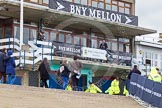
[136,0,162,38]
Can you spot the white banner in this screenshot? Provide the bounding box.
[82,47,107,60]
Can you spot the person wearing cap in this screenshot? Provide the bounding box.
[85,82,102,93]
[5,49,16,84]
[148,67,161,82]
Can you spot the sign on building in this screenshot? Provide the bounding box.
[49,0,138,26]
[82,47,107,60]
[52,41,81,56]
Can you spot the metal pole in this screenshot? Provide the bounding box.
[9,36,10,49]
[20,0,24,63]
[32,50,34,71]
[24,50,26,69]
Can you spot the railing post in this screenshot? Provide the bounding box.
[13,37,14,51]
[9,36,10,49]
[24,50,26,69]
[32,50,35,71]
[19,50,21,69]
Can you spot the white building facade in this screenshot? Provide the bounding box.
[135,37,162,72]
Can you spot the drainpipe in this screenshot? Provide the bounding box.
[89,28,92,48]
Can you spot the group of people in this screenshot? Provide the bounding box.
[0,48,16,84]
[38,55,130,95]
[38,55,82,91]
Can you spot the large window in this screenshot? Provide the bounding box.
[30,29,37,41]
[74,36,80,45]
[91,39,97,48]
[50,32,56,42]
[81,37,87,47]
[59,33,64,42]
[66,34,72,44]
[23,27,30,44]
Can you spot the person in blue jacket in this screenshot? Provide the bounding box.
[5,49,16,84]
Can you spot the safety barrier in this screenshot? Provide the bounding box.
[129,73,162,108]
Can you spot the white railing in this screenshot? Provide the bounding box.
[0,38,55,69]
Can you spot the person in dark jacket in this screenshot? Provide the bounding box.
[128,65,141,80]
[0,48,7,83]
[59,60,71,89]
[99,40,108,50]
[126,65,141,90]
[38,57,50,88]
[5,49,16,84]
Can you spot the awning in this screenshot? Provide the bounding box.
[0,0,157,39]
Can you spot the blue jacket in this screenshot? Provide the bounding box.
[6,50,16,75]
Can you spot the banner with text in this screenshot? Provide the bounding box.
[49,0,138,26]
[52,41,81,56]
[82,47,107,60]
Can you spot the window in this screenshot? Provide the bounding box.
[105,0,111,3]
[125,8,130,14]
[59,33,64,42]
[92,1,97,7]
[154,54,158,60]
[146,52,151,59]
[66,34,72,44]
[74,36,80,45]
[119,2,124,7]
[112,5,117,11]
[5,26,11,38]
[43,0,49,4]
[23,27,30,44]
[112,42,117,51]
[119,7,124,13]
[106,41,111,49]
[160,55,162,60]
[50,32,56,42]
[81,37,87,47]
[74,0,80,4]
[14,26,20,40]
[106,4,111,10]
[30,0,38,2]
[119,43,124,52]
[91,39,97,48]
[98,2,104,9]
[81,0,87,5]
[30,29,37,41]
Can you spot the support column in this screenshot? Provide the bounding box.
[20,0,24,50]
[39,18,43,32]
[89,28,92,48]
[131,37,136,57]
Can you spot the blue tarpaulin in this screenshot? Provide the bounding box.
[141,78,154,104]
[129,73,139,95]
[151,82,162,108]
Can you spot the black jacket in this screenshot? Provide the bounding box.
[38,62,49,80]
[100,43,108,50]
[60,64,70,77]
[128,69,141,80]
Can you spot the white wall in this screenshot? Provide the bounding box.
[135,43,162,71]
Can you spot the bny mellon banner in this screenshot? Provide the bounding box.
[49,0,138,26]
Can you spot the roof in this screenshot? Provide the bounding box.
[0,0,157,39]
